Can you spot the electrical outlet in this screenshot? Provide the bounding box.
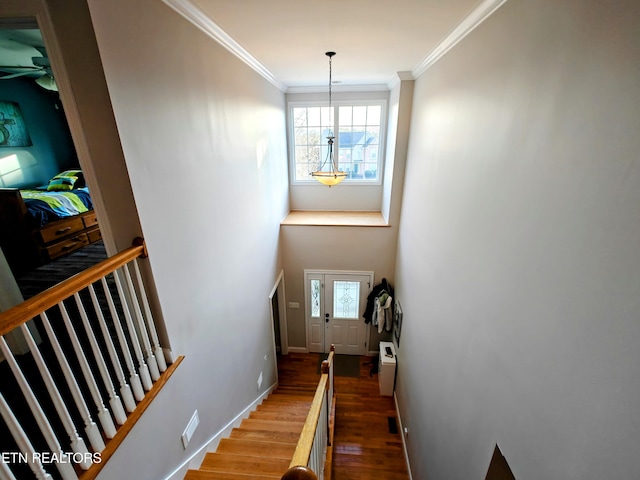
[404,427,409,436]
[181,410,199,449]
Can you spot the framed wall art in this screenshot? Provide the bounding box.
[393,299,403,347]
[0,101,32,147]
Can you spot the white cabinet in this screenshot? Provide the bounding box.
[378,341,396,396]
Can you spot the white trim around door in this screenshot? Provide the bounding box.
[304,270,374,355]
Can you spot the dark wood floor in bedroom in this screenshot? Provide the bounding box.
[277,352,410,480]
[15,241,108,299]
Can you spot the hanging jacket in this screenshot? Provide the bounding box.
[363,278,393,323]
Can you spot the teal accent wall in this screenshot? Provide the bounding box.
[0,77,76,188]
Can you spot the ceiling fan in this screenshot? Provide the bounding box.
[0,44,58,91]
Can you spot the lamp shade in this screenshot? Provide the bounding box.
[311,171,348,186]
[35,75,58,91]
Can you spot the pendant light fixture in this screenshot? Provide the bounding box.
[311,51,347,186]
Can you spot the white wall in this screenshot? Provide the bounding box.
[382,75,413,223]
[394,0,640,478]
[84,0,289,478]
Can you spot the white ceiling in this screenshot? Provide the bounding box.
[190,0,485,89]
[0,2,504,90]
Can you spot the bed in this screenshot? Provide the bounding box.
[0,170,102,276]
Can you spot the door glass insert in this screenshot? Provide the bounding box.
[311,279,321,317]
[333,281,360,319]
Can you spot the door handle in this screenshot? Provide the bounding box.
[325,313,330,323]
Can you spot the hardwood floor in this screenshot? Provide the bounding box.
[277,353,410,480]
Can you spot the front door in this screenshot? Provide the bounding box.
[305,270,372,355]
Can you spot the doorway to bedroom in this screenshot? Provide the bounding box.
[0,20,107,299]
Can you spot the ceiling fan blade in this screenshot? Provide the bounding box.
[0,65,46,79]
[0,70,41,79]
[32,56,50,68]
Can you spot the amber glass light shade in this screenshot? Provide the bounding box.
[311,171,348,186]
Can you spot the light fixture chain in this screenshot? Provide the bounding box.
[329,53,332,112]
[310,51,346,186]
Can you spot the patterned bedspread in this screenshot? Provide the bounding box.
[20,188,93,228]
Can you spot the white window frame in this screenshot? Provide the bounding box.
[288,99,387,186]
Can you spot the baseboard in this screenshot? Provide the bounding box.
[394,392,413,480]
[286,346,309,353]
[163,382,277,480]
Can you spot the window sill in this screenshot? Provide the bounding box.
[281,210,388,227]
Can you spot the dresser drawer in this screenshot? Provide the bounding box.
[46,233,90,260]
[39,217,85,244]
[83,212,99,228]
[87,227,102,243]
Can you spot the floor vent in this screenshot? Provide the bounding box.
[388,417,398,434]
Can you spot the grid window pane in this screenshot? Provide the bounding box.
[352,106,367,125]
[338,106,352,126]
[367,105,381,125]
[293,108,307,127]
[336,104,382,181]
[294,127,307,145]
[307,107,321,126]
[291,103,383,182]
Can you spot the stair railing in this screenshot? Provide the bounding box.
[282,345,335,480]
[0,238,178,480]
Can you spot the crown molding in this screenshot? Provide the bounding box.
[286,83,390,94]
[387,71,415,90]
[412,0,509,78]
[163,0,507,93]
[161,0,286,92]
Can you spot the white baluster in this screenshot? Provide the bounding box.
[58,301,117,439]
[122,264,160,380]
[39,312,105,452]
[73,292,127,425]
[0,460,17,480]
[19,324,93,470]
[0,337,77,480]
[87,283,136,413]
[0,392,53,480]
[131,259,167,372]
[100,276,145,401]
[112,270,153,391]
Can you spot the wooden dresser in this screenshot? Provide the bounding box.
[37,210,102,261]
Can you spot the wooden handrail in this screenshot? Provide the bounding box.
[0,238,146,337]
[288,349,334,469]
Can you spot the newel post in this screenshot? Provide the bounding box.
[281,465,318,480]
[321,360,329,375]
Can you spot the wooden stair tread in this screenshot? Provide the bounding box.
[265,394,314,402]
[256,403,310,412]
[229,427,300,444]
[200,453,290,476]
[185,470,279,480]
[239,418,304,432]
[249,410,308,421]
[260,397,313,408]
[273,386,316,392]
[216,438,296,459]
